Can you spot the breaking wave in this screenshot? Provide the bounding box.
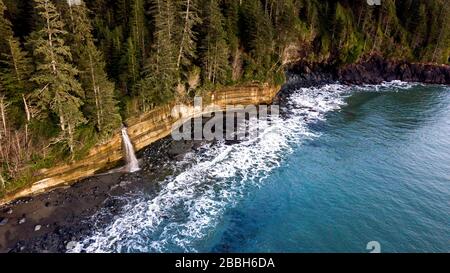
[353,80,419,92]
[70,81,415,253]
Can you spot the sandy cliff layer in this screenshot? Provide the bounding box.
[0,84,279,206]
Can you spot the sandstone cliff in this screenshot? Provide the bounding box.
[0,84,280,206]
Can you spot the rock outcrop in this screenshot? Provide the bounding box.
[287,55,450,86]
[0,84,280,206]
[338,55,450,85]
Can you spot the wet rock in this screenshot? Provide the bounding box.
[168,141,193,157]
[0,217,8,226]
[120,180,131,187]
[337,55,450,85]
[66,241,77,251]
[3,208,13,214]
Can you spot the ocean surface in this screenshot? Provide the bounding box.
[72,81,450,253]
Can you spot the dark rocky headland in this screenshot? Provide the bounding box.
[286,55,450,88]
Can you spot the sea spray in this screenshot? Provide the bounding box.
[70,81,417,253]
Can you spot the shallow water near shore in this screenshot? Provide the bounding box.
[68,81,449,253]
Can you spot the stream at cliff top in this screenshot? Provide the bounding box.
[71,81,450,253]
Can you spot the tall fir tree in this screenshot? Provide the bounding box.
[130,0,146,61]
[66,0,121,137]
[0,0,12,57]
[222,0,241,81]
[123,36,139,91]
[152,0,178,79]
[240,0,274,78]
[30,0,86,155]
[199,0,229,84]
[1,35,33,102]
[120,0,146,92]
[175,0,201,70]
[0,0,33,135]
[136,0,178,110]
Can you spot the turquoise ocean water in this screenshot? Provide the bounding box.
[73,82,450,253]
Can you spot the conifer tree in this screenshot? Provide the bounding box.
[66,0,121,136]
[176,0,201,70]
[1,0,32,96]
[240,0,274,76]
[130,0,146,61]
[431,2,450,63]
[0,0,33,143]
[114,0,129,27]
[30,0,85,155]
[412,4,427,51]
[124,37,139,90]
[136,0,178,110]
[199,0,229,84]
[152,0,178,78]
[1,37,33,100]
[119,0,146,92]
[0,0,12,56]
[0,1,21,97]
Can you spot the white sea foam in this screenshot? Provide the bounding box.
[70,82,413,253]
[354,80,419,92]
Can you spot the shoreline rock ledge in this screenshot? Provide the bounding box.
[287,55,450,86]
[338,55,450,85]
[0,84,280,207]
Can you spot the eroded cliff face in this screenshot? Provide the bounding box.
[0,84,280,206]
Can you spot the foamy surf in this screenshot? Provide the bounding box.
[69,82,415,253]
[354,80,419,92]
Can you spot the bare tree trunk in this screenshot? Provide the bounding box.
[0,96,8,139]
[68,123,74,158]
[59,106,66,132]
[44,1,57,73]
[232,48,242,81]
[22,94,31,146]
[177,0,191,68]
[88,51,102,131]
[15,131,21,159]
[0,173,5,190]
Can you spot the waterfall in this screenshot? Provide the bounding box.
[121,126,140,173]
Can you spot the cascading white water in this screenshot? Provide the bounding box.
[71,81,417,253]
[121,127,140,173]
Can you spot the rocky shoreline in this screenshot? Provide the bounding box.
[0,136,208,253]
[286,55,450,88]
[0,57,448,253]
[0,111,261,253]
[0,84,279,208]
